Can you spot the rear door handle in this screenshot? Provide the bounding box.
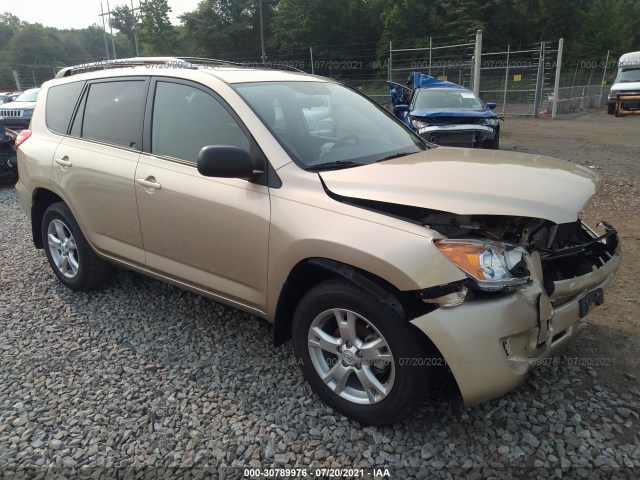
[136,177,161,190]
[55,157,72,167]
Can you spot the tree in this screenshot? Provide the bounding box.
[580,0,639,58]
[8,24,66,65]
[138,0,175,55]
[0,12,23,49]
[110,5,139,54]
[272,0,355,54]
[181,0,278,59]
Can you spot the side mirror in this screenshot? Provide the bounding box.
[394,104,410,113]
[486,102,497,110]
[197,145,255,179]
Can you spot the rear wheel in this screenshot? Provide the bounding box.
[42,202,109,291]
[292,278,430,425]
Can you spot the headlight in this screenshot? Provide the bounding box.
[608,90,619,99]
[435,239,530,291]
[482,118,499,127]
[411,116,429,129]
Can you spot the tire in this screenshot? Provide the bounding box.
[292,278,430,425]
[41,202,109,291]
[607,103,615,115]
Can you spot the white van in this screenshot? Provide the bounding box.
[607,51,640,114]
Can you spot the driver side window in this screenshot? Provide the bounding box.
[151,81,250,163]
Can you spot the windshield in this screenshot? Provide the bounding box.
[615,69,640,83]
[414,89,484,110]
[15,90,39,102]
[233,81,427,170]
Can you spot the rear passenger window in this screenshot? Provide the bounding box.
[151,81,250,163]
[46,81,85,134]
[80,80,146,149]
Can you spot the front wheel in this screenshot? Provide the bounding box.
[42,202,110,291]
[607,103,615,115]
[292,278,430,425]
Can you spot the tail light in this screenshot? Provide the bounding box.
[15,129,32,148]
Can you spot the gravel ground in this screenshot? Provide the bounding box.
[1,111,639,479]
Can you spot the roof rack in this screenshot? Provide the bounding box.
[55,57,197,79]
[55,56,307,78]
[181,57,306,73]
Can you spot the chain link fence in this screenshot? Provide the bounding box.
[2,38,616,118]
[479,42,555,116]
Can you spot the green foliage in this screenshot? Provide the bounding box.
[8,25,66,64]
[181,0,277,58]
[0,0,638,90]
[110,5,139,54]
[273,0,383,54]
[138,0,175,55]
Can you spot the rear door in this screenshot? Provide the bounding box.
[52,77,149,264]
[135,78,271,311]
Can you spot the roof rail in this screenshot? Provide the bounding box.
[55,56,308,79]
[55,57,196,79]
[179,57,306,73]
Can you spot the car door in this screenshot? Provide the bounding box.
[135,79,270,312]
[53,78,148,264]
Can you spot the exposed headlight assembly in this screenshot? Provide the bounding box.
[435,239,531,291]
[482,118,499,127]
[410,116,429,129]
[608,90,619,99]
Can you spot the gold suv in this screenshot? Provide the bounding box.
[15,58,620,424]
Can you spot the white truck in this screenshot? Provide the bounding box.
[607,51,640,115]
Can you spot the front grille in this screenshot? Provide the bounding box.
[425,116,484,126]
[0,110,22,118]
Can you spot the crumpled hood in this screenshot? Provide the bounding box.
[410,108,496,119]
[319,148,600,225]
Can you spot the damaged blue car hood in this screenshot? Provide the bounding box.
[410,108,496,118]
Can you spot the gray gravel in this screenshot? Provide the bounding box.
[1,182,639,479]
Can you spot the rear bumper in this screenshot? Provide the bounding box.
[410,238,620,406]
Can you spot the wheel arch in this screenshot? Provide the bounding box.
[31,188,64,249]
[273,257,432,347]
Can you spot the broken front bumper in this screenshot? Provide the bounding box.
[410,232,621,406]
[417,124,496,147]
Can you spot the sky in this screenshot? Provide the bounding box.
[2,0,203,30]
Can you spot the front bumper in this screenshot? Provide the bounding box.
[417,124,495,147]
[410,235,620,406]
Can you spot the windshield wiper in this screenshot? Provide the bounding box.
[306,160,366,171]
[376,152,414,162]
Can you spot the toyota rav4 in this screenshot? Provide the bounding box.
[15,58,620,425]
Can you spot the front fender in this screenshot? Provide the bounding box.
[265,179,466,319]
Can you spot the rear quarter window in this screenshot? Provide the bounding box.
[46,82,86,134]
[77,80,147,149]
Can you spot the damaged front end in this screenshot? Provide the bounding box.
[408,209,620,404]
[337,195,620,405]
[415,122,497,148]
[415,210,619,309]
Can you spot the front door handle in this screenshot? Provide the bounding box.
[136,177,162,190]
[55,157,72,167]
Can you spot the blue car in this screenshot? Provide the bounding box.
[389,73,500,149]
